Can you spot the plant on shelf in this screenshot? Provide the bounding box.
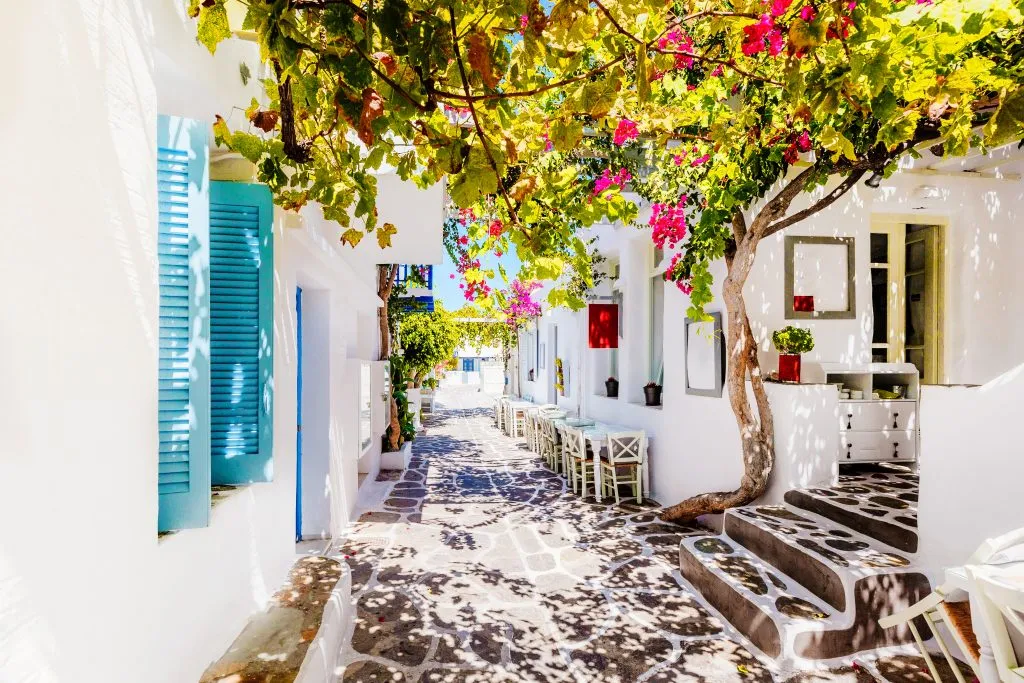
[643,381,662,407]
[772,326,815,384]
[422,377,438,391]
[554,358,565,396]
[605,376,619,398]
[384,356,416,452]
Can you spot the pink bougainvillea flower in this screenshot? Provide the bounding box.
[770,0,793,17]
[673,154,684,166]
[711,65,724,78]
[458,235,469,245]
[649,198,688,250]
[450,273,455,279]
[613,118,639,146]
[691,154,710,167]
[488,219,503,238]
[800,5,816,19]
[796,130,811,152]
[593,168,632,195]
[520,14,529,29]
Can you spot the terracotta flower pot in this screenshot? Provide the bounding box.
[779,353,802,383]
[605,379,619,398]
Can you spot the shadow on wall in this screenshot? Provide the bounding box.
[918,362,1024,575]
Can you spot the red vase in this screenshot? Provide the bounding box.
[779,354,801,383]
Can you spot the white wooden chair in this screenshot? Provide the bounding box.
[880,527,1024,683]
[494,399,503,428]
[512,405,526,438]
[600,431,645,504]
[538,416,561,473]
[564,427,595,495]
[969,565,1024,682]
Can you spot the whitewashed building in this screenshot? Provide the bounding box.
[1,3,441,682]
[520,149,1024,578]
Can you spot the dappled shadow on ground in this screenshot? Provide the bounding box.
[334,390,782,682]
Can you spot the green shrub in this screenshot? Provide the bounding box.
[771,326,814,354]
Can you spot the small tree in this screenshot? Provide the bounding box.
[399,302,461,386]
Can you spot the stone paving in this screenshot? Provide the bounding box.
[333,388,948,683]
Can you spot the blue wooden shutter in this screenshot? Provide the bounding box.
[157,115,211,532]
[209,182,274,484]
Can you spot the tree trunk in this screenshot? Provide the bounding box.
[377,265,402,452]
[659,231,776,523]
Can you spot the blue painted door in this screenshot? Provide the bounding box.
[209,182,274,484]
[295,286,303,542]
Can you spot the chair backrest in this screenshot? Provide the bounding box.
[563,427,586,459]
[969,528,1024,565]
[606,431,645,465]
[968,565,1024,681]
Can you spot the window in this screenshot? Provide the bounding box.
[157,115,275,533]
[463,358,475,372]
[359,362,372,452]
[649,275,665,385]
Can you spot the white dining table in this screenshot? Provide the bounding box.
[553,419,649,502]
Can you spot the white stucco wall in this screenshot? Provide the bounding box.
[521,166,1024,514]
[918,365,1024,575]
[1,3,387,682]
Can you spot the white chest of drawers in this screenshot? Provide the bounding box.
[804,362,921,464]
[839,399,917,463]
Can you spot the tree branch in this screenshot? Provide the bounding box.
[748,163,820,237]
[448,5,521,228]
[761,169,867,238]
[274,61,313,163]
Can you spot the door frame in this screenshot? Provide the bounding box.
[871,213,948,383]
[295,285,303,542]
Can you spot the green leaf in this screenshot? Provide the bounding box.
[819,126,857,162]
[549,119,583,152]
[984,87,1024,146]
[377,222,398,248]
[196,1,231,54]
[340,229,364,247]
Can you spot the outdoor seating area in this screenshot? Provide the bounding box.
[495,396,648,504]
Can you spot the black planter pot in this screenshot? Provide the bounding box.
[605,380,619,398]
[643,385,662,406]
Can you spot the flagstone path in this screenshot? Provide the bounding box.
[332,388,948,683]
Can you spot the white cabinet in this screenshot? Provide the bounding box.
[805,362,920,464]
[838,400,917,432]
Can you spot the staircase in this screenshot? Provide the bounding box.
[679,465,930,662]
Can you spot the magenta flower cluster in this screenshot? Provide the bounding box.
[593,168,632,196]
[649,199,688,250]
[502,279,542,326]
[613,119,639,146]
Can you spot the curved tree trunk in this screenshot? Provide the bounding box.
[660,227,776,523]
[377,264,403,451]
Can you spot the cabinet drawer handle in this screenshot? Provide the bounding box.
[893,412,899,429]
[846,414,853,429]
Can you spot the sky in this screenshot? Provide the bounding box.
[432,237,523,310]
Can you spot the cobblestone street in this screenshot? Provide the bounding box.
[334,389,938,683]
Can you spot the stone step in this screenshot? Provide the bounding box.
[784,468,919,553]
[723,505,928,615]
[679,535,841,660]
[681,502,934,662]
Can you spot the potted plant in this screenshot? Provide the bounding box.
[771,326,814,383]
[605,376,619,398]
[643,381,662,406]
[554,358,565,395]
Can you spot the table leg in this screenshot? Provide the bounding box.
[971,592,1001,683]
[593,438,603,502]
[641,440,650,502]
